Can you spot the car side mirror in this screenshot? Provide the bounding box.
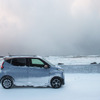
[44,65,49,69]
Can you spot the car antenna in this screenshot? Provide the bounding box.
[8,53,12,57]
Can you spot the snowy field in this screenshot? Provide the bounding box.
[45,56,100,65]
[0,74,100,100]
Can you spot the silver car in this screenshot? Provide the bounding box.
[0,56,64,89]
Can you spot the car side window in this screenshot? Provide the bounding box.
[11,58,26,66]
[30,58,44,67]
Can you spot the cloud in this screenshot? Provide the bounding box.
[70,0,92,17]
[0,0,100,56]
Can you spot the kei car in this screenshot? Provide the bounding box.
[0,56,64,89]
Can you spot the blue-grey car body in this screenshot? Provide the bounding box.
[0,56,64,88]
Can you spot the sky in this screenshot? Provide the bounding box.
[0,0,100,56]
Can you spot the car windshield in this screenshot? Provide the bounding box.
[42,57,54,66]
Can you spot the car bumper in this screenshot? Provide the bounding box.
[61,78,65,85]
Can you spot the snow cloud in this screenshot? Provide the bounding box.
[0,0,100,56]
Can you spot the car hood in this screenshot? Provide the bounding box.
[54,65,64,71]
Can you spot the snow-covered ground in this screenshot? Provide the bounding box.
[0,74,100,100]
[45,56,100,65]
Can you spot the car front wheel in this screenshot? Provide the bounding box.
[51,77,62,88]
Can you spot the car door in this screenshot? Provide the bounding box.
[10,58,28,86]
[28,58,50,86]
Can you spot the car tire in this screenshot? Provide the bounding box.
[1,78,13,89]
[51,77,62,88]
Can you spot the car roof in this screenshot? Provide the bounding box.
[3,55,43,60]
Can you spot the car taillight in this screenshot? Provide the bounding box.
[1,62,4,69]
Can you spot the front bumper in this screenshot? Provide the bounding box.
[61,78,65,85]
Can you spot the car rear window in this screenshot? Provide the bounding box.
[6,59,11,64]
[11,58,26,66]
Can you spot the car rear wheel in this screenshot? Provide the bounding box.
[2,78,13,89]
[51,77,62,88]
